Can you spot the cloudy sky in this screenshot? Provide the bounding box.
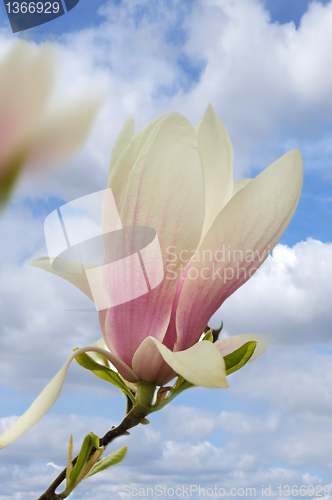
[1,0,332,498]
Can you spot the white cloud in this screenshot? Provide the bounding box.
[213,238,332,344]
[157,405,219,442]
[218,410,279,435]
[0,202,121,396]
[228,345,332,416]
[2,0,332,205]
[1,0,332,497]
[0,408,329,499]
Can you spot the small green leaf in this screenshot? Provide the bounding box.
[76,448,104,485]
[89,432,100,450]
[224,341,257,375]
[73,349,135,403]
[66,435,73,487]
[69,434,93,486]
[85,445,128,479]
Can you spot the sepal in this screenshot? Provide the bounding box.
[223,341,257,375]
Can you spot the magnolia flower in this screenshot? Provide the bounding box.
[0,105,303,449]
[99,105,302,386]
[0,41,102,207]
[35,104,302,386]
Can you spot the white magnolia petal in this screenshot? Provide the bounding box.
[0,42,54,166]
[0,42,53,119]
[0,359,72,450]
[176,149,303,350]
[107,115,161,212]
[215,334,271,363]
[27,96,103,167]
[30,257,94,302]
[109,117,135,173]
[232,178,251,197]
[195,104,233,238]
[136,337,228,389]
[0,346,137,449]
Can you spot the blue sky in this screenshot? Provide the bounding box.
[266,0,330,25]
[1,1,332,499]
[1,0,330,33]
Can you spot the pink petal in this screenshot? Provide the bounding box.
[103,113,205,366]
[175,150,303,351]
[132,337,176,386]
[163,105,234,351]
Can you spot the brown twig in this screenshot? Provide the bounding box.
[37,403,150,500]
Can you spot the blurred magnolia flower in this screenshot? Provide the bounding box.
[0,105,303,449]
[0,41,103,207]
